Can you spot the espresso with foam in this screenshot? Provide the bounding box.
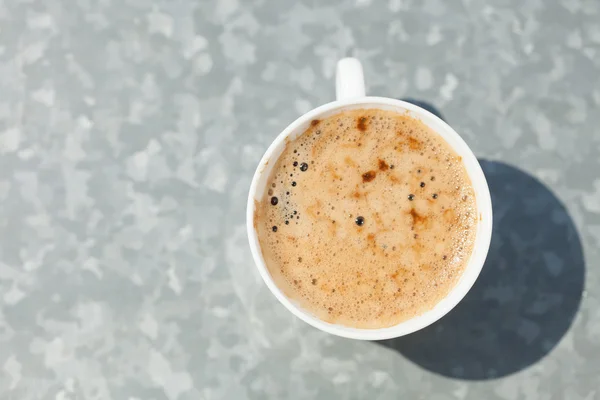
[255,109,477,329]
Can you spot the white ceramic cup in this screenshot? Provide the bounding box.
[247,58,493,340]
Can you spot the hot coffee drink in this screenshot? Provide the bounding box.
[255,109,477,329]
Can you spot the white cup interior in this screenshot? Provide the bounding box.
[247,97,493,340]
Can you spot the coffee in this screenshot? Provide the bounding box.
[255,109,477,329]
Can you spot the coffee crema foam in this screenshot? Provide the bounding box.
[255,109,477,329]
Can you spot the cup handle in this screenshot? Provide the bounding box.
[336,58,366,101]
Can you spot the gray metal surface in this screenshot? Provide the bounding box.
[0,0,599,398]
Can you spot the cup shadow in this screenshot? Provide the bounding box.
[377,100,586,380]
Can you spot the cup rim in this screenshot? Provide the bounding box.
[246,96,493,340]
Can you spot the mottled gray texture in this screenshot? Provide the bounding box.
[0,0,599,399]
